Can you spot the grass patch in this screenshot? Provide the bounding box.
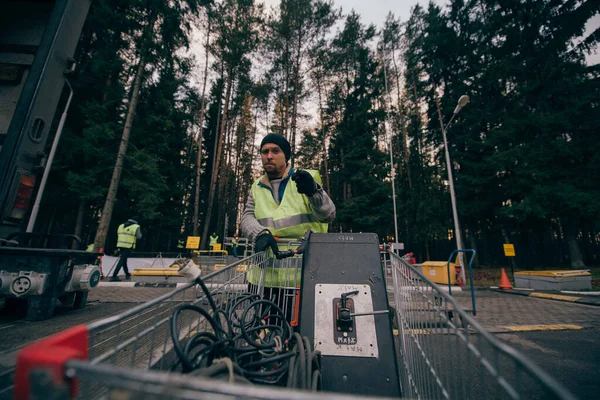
[470,268,502,288]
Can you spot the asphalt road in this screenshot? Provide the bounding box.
[0,301,135,399]
[497,328,600,400]
[396,327,600,399]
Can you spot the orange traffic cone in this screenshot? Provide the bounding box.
[499,268,513,290]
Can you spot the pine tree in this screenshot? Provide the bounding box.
[201,0,262,249]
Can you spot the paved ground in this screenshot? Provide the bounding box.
[452,290,600,332]
[88,285,176,303]
[497,328,600,400]
[0,301,137,399]
[385,280,600,398]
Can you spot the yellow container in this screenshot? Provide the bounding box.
[421,261,458,285]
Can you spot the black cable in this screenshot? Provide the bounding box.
[312,369,322,391]
[170,304,221,372]
[240,299,290,350]
[242,352,295,369]
[169,289,321,389]
[195,277,222,331]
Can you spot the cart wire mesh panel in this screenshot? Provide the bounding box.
[389,252,575,400]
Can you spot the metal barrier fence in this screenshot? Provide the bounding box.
[390,252,575,400]
[192,249,229,267]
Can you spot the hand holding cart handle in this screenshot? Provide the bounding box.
[275,230,312,259]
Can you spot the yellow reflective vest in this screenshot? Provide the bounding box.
[117,223,139,249]
[247,169,328,287]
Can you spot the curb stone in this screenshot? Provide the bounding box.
[491,288,600,307]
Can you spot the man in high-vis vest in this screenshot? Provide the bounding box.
[110,216,141,281]
[241,134,336,319]
[209,232,219,250]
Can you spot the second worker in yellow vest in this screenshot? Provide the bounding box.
[209,232,219,249]
[110,216,141,282]
[241,133,336,289]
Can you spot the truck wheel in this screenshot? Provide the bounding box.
[3,298,28,316]
[59,292,76,307]
[73,291,88,309]
[25,297,57,321]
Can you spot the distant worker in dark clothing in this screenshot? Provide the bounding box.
[110,217,141,281]
[232,233,239,258]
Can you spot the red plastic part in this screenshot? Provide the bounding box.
[291,285,301,327]
[98,247,104,278]
[14,325,89,400]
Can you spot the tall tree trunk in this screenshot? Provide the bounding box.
[391,45,412,189]
[102,76,111,103]
[200,67,224,240]
[466,225,480,268]
[290,76,299,162]
[316,73,330,191]
[73,199,86,248]
[264,95,269,136]
[93,55,145,251]
[193,21,211,236]
[563,217,586,269]
[218,109,238,233]
[218,91,238,242]
[284,41,291,140]
[290,33,303,164]
[201,70,233,249]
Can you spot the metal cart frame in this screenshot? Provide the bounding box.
[14,250,575,399]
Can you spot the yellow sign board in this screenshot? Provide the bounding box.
[212,243,222,251]
[503,244,515,257]
[186,236,200,249]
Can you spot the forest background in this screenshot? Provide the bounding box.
[35,0,600,269]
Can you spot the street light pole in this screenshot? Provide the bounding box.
[381,46,400,246]
[435,95,469,284]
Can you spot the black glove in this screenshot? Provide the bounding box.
[254,231,279,254]
[292,170,317,196]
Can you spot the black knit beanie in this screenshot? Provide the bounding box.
[260,134,291,162]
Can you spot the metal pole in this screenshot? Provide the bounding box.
[381,46,400,244]
[223,213,228,245]
[27,79,73,232]
[435,97,466,284]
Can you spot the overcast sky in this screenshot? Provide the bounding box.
[260,0,599,64]
[188,0,599,102]
[190,1,599,79]
[262,0,436,26]
[187,1,598,166]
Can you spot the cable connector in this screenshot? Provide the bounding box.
[177,259,201,281]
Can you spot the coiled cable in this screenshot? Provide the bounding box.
[169,276,321,390]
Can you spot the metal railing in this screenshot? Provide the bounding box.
[390,252,575,400]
